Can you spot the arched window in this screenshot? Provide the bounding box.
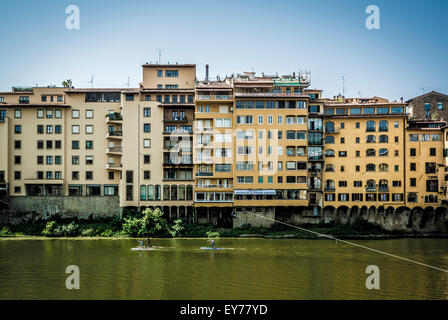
[366,164,376,172]
[325,164,335,172]
[155,185,161,201]
[379,179,388,191]
[379,163,389,172]
[147,185,154,201]
[366,149,376,157]
[163,185,170,200]
[325,136,335,144]
[325,121,335,133]
[379,135,388,143]
[366,179,376,190]
[171,185,178,201]
[140,185,147,201]
[178,185,186,201]
[325,149,335,157]
[325,180,335,190]
[379,148,388,156]
[186,185,193,201]
[407,193,418,203]
[379,120,388,132]
[366,135,376,143]
[366,121,376,132]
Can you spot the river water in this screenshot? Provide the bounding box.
[0,238,447,299]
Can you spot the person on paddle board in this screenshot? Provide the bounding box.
[208,239,215,248]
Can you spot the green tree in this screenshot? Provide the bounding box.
[62,79,73,88]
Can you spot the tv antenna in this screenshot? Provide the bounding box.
[357,90,362,97]
[125,77,130,88]
[419,86,426,95]
[157,48,162,64]
[340,76,346,97]
[88,76,94,88]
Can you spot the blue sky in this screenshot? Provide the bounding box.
[0,0,447,100]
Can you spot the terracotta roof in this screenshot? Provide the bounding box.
[406,91,448,103]
[142,64,196,68]
[0,103,70,108]
[65,88,129,93]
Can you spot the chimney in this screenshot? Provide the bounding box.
[205,64,209,82]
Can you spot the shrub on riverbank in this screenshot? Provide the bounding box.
[122,208,171,237]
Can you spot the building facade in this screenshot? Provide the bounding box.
[1,63,448,230]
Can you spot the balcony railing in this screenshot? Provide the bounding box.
[197,95,233,100]
[366,186,377,192]
[324,186,335,191]
[107,131,123,137]
[196,184,233,188]
[196,172,213,177]
[106,113,123,121]
[107,147,123,153]
[379,186,389,192]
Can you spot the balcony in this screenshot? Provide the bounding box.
[196,172,213,177]
[196,184,233,189]
[105,113,123,123]
[106,147,123,155]
[324,186,335,191]
[308,156,324,161]
[106,131,123,139]
[308,139,324,146]
[163,117,188,123]
[366,186,377,192]
[379,186,389,192]
[196,95,233,101]
[106,163,122,171]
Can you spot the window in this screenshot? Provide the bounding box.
[379,135,388,143]
[366,135,376,143]
[85,110,93,118]
[85,156,93,165]
[46,125,53,134]
[125,94,134,101]
[72,125,79,134]
[425,162,436,174]
[37,109,44,118]
[165,70,178,77]
[86,141,93,149]
[46,156,53,165]
[144,155,151,164]
[14,140,21,149]
[46,140,53,149]
[46,110,53,119]
[366,121,376,132]
[85,125,93,134]
[14,109,22,118]
[14,155,21,165]
[72,110,80,118]
[366,149,376,157]
[15,125,22,134]
[438,102,443,110]
[429,148,436,156]
[144,139,151,148]
[366,164,376,172]
[55,125,62,134]
[144,123,151,132]
[338,151,347,157]
[379,120,388,132]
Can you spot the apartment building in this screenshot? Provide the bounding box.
[322,98,408,218]
[1,63,448,228]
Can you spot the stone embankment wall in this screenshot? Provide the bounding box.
[0,196,120,224]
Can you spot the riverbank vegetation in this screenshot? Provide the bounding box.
[0,208,420,239]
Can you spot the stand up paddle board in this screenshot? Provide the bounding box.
[200,247,224,250]
[131,247,156,251]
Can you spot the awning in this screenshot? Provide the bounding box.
[234,189,276,196]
